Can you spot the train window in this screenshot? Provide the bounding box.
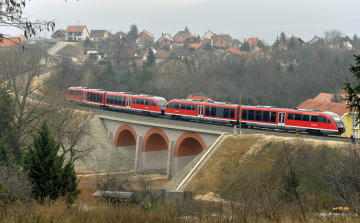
[311,116,318,122]
[77,91,82,96]
[205,107,210,116]
[242,109,248,120]
[256,110,263,121]
[229,108,235,119]
[287,114,294,120]
[248,110,255,120]
[223,108,229,118]
[270,112,277,122]
[216,107,224,117]
[294,114,301,121]
[186,104,192,110]
[263,111,270,122]
[210,107,216,116]
[180,104,186,109]
[302,115,310,121]
[193,105,197,111]
[319,116,331,123]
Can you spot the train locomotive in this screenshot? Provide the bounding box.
[67,87,345,136]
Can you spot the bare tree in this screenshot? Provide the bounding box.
[324,29,345,44]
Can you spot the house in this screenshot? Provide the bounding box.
[277,49,301,67]
[284,36,305,45]
[232,39,242,49]
[0,37,23,48]
[157,33,174,51]
[313,92,347,104]
[169,46,191,61]
[142,47,157,63]
[136,30,154,49]
[89,30,109,42]
[173,30,190,44]
[110,45,143,72]
[336,37,353,50]
[109,31,126,45]
[179,35,203,49]
[51,29,66,41]
[201,30,215,43]
[65,25,89,42]
[195,50,219,65]
[158,56,187,75]
[186,94,211,102]
[244,37,258,49]
[297,99,359,138]
[211,34,232,48]
[154,50,170,64]
[248,47,272,59]
[221,47,242,59]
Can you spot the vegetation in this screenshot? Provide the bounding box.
[23,120,81,203]
[145,47,155,67]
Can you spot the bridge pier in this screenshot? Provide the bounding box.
[166,141,175,179]
[134,136,143,174]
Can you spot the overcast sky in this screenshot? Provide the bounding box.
[5,0,360,43]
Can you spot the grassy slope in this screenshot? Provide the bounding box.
[57,43,83,62]
[185,135,342,200]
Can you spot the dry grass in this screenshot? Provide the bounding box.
[57,44,83,62]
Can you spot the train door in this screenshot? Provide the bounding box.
[198,105,204,119]
[126,97,131,109]
[278,112,285,127]
[83,92,86,102]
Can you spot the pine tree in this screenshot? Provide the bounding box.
[240,42,250,52]
[23,120,81,203]
[0,85,16,166]
[184,25,190,34]
[127,23,139,41]
[146,47,155,67]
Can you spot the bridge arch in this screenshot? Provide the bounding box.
[142,128,169,152]
[174,132,207,157]
[114,124,137,147]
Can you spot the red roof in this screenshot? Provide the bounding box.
[187,44,203,49]
[66,25,86,32]
[245,37,258,48]
[297,99,350,117]
[186,94,211,102]
[0,37,22,47]
[313,92,346,104]
[222,47,242,55]
[179,34,197,43]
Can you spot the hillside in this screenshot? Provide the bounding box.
[57,43,84,62]
[184,135,346,201]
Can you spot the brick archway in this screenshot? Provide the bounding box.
[174,132,207,157]
[114,124,137,147]
[142,128,169,152]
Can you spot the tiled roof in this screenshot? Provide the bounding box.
[222,47,242,55]
[140,32,154,42]
[157,33,174,43]
[186,94,211,102]
[66,25,86,32]
[245,37,258,47]
[154,50,170,58]
[0,37,22,47]
[313,92,347,104]
[90,30,107,38]
[212,34,232,43]
[248,48,271,54]
[297,99,351,117]
[179,34,197,43]
[169,46,191,56]
[51,29,66,37]
[187,43,203,49]
[232,39,242,45]
[173,31,190,42]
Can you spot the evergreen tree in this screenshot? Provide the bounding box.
[287,37,296,49]
[257,40,265,49]
[23,120,81,203]
[280,31,287,44]
[127,23,139,41]
[84,37,93,48]
[146,47,155,67]
[184,25,190,34]
[204,43,213,51]
[0,85,16,166]
[273,35,279,50]
[240,42,250,52]
[353,34,359,48]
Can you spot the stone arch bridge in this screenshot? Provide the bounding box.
[99,115,223,178]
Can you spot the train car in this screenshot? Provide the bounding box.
[165,100,345,135]
[66,87,106,107]
[104,92,167,116]
[164,99,240,125]
[240,106,345,135]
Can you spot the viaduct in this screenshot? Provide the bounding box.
[99,115,223,179]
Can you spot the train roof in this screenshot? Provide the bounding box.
[170,98,238,106]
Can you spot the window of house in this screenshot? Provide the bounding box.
[57,34,61,37]
[165,40,167,43]
[353,115,359,129]
[137,59,140,63]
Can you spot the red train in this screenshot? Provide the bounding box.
[66,87,167,116]
[165,99,345,135]
[66,87,345,136]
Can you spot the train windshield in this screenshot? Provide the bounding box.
[156,99,167,105]
[332,116,342,122]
